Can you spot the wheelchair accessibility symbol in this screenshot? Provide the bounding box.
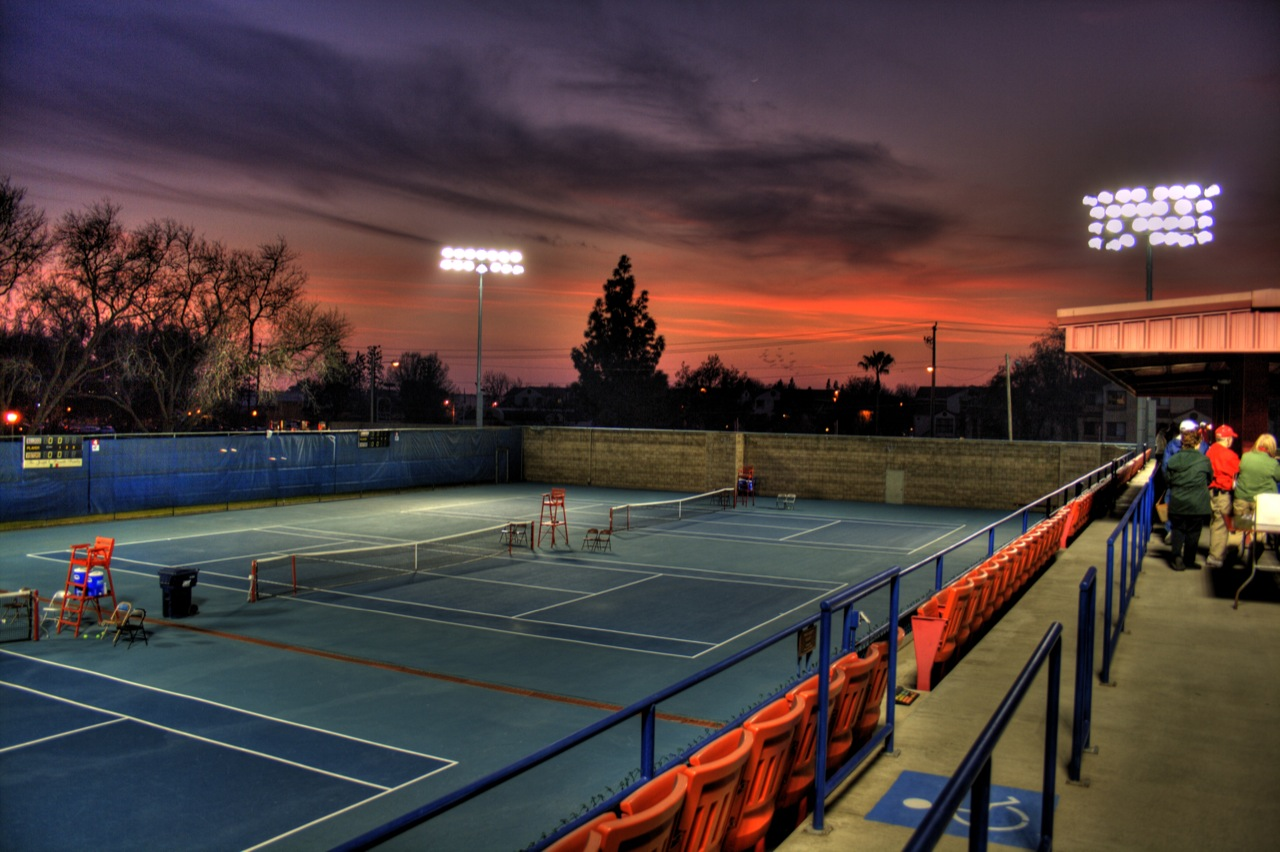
[866,770,1052,850]
[903,793,1031,832]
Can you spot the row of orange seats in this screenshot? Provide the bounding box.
[912,498,1084,692]
[548,632,903,852]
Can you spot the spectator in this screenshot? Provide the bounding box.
[1159,419,1197,541]
[1233,433,1280,564]
[1165,423,1212,570]
[1205,425,1240,568]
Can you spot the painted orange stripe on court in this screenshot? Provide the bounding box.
[155,616,719,728]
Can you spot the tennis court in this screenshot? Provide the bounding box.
[0,482,1013,850]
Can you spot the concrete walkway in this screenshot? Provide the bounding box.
[778,466,1280,851]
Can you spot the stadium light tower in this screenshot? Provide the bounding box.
[439,246,525,427]
[1082,183,1220,301]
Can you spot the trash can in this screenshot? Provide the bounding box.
[157,567,199,618]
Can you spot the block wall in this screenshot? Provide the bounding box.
[523,427,1125,511]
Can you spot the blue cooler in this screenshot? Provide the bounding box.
[87,569,105,597]
[71,566,87,588]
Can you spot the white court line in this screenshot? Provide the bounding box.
[250,582,720,658]
[0,677,395,790]
[781,519,841,542]
[0,716,127,753]
[0,650,454,770]
[909,525,969,555]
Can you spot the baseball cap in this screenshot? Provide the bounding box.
[1178,419,1198,432]
[1216,424,1237,439]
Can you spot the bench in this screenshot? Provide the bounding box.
[776,493,796,510]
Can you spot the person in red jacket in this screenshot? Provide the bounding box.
[1205,424,1240,568]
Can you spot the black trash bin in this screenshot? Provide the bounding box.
[158,567,199,618]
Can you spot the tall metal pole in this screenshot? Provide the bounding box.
[475,270,485,428]
[927,322,937,435]
[1145,239,1153,301]
[1006,353,1013,441]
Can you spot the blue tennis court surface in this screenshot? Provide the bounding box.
[2,483,1014,848]
[0,652,451,850]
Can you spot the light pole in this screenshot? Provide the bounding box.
[1083,183,1220,301]
[366,345,382,424]
[440,246,525,427]
[924,323,937,436]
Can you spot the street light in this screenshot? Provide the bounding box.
[924,322,937,437]
[1082,183,1220,301]
[440,246,525,427]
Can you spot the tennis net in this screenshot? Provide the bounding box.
[248,521,533,601]
[608,488,735,532]
[0,589,38,643]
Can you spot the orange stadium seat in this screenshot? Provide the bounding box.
[723,695,805,852]
[594,770,689,852]
[671,728,754,852]
[854,628,906,748]
[826,647,878,772]
[773,667,846,829]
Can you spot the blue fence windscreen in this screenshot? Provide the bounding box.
[0,428,521,523]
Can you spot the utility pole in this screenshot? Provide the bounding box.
[367,345,382,424]
[924,323,937,436]
[1006,354,1013,441]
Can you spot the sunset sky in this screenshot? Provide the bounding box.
[3,1,1277,393]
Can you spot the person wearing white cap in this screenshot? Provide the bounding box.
[1165,421,1212,570]
[1159,419,1203,542]
[1205,425,1240,568]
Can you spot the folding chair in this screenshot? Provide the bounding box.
[115,607,149,647]
[38,591,66,639]
[93,601,133,641]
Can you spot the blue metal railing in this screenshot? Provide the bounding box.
[903,623,1063,852]
[1101,467,1156,684]
[811,569,904,830]
[1070,567,1097,782]
[901,448,1141,595]
[335,449,1142,849]
[335,568,902,851]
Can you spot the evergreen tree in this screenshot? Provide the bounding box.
[571,256,668,427]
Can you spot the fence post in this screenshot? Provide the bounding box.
[1070,567,1097,782]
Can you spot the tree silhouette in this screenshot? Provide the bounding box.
[571,255,668,426]
[858,349,895,434]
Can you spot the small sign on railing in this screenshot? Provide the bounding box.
[797,623,817,669]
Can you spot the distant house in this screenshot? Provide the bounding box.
[913,386,979,438]
[497,386,579,425]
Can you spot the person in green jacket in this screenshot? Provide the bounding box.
[1166,426,1213,570]
[1233,433,1280,563]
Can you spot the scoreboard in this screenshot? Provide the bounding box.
[23,435,84,469]
[358,429,392,449]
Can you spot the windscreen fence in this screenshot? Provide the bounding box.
[0,428,522,524]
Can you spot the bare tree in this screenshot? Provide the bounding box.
[482,370,517,405]
[0,177,51,298]
[24,202,174,430]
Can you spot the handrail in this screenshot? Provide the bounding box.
[900,449,1142,593]
[903,623,1063,852]
[811,568,904,830]
[1101,460,1155,683]
[336,569,902,851]
[1070,568,1097,782]
[334,448,1140,849]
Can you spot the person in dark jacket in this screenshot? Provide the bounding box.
[1166,425,1213,570]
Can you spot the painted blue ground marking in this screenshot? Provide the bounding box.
[866,770,1056,850]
